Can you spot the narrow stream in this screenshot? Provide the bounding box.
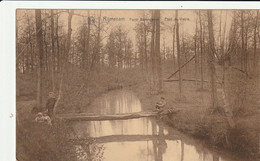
[70,90,237,161]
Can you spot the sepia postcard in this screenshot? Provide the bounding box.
[1,1,260,161]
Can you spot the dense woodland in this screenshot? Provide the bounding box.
[17,10,260,111]
[16,9,260,160]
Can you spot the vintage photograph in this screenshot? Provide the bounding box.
[16,9,259,161]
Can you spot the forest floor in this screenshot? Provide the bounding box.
[16,100,78,161]
[16,61,260,161]
[16,66,143,161]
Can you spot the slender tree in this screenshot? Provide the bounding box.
[241,11,245,71]
[194,15,198,86]
[35,9,44,109]
[56,11,60,72]
[172,23,176,69]
[90,10,102,70]
[143,12,148,70]
[25,11,34,72]
[199,11,204,89]
[253,11,259,68]
[175,10,182,96]
[151,10,156,86]
[155,10,162,91]
[66,10,73,60]
[207,10,218,108]
[51,10,55,91]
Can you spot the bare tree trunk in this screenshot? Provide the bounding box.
[219,11,222,51]
[207,10,218,109]
[176,10,182,96]
[143,13,148,70]
[35,9,44,109]
[241,11,245,71]
[26,12,34,72]
[56,11,60,72]
[228,12,237,67]
[202,22,207,73]
[66,10,73,61]
[199,11,204,89]
[53,70,63,116]
[96,11,102,67]
[151,10,156,86]
[86,10,91,70]
[119,29,122,68]
[66,10,73,76]
[221,11,228,61]
[172,24,176,69]
[81,23,87,69]
[254,11,259,68]
[43,14,48,72]
[123,40,126,68]
[182,31,187,72]
[51,10,55,91]
[245,20,249,73]
[155,10,162,91]
[129,43,132,68]
[195,16,198,86]
[26,36,29,73]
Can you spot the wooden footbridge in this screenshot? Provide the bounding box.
[71,134,180,144]
[55,108,179,121]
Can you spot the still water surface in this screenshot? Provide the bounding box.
[71,90,236,161]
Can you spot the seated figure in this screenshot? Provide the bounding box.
[35,112,52,125]
[156,97,167,110]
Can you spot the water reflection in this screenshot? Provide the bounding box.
[71,90,233,161]
[72,118,169,138]
[86,90,142,114]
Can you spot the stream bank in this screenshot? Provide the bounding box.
[16,65,259,161]
[127,77,259,161]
